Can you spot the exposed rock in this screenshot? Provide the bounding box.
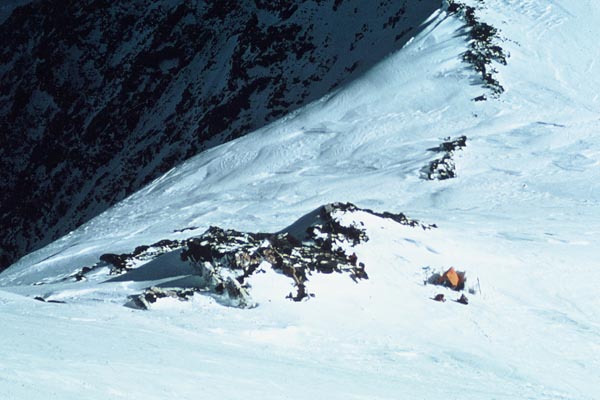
[73,266,92,282]
[446,0,508,97]
[421,136,467,180]
[179,203,378,303]
[425,154,456,180]
[72,203,434,309]
[433,293,446,302]
[173,226,199,233]
[125,287,199,310]
[33,296,66,304]
[427,135,467,153]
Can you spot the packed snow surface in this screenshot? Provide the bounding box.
[1,0,599,399]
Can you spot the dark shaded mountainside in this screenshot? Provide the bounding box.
[0,0,440,271]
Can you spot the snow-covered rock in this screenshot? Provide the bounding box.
[421,135,467,180]
[23,202,433,309]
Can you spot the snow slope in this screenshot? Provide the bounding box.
[1,0,599,398]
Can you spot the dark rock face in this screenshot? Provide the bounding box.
[0,0,439,271]
[72,202,435,308]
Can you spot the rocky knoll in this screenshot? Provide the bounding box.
[60,202,435,308]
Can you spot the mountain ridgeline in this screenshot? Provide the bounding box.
[0,0,439,271]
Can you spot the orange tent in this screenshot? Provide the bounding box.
[439,267,463,289]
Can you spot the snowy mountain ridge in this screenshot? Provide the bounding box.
[1,0,599,398]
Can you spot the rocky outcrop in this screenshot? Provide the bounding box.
[126,287,203,310]
[0,0,439,271]
[445,0,508,98]
[421,135,467,180]
[70,202,435,308]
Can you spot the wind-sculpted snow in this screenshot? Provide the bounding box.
[0,0,439,270]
